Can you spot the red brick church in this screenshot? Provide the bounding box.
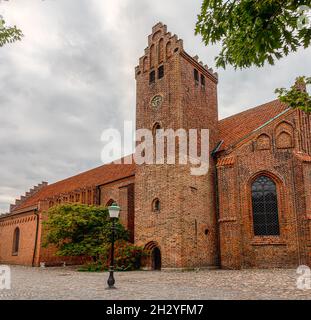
[0,23,310,270]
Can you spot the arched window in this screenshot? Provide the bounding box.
[152,198,161,212]
[82,191,86,204]
[106,199,115,207]
[194,69,199,83]
[158,65,164,79]
[252,176,280,236]
[201,74,205,87]
[75,193,80,202]
[152,122,162,136]
[87,190,92,205]
[149,70,156,84]
[12,227,20,255]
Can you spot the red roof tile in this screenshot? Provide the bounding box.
[13,160,136,212]
[219,100,289,150]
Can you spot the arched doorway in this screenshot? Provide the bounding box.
[143,241,162,271]
[152,247,161,270]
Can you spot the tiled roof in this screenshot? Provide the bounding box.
[13,160,136,212]
[219,100,289,150]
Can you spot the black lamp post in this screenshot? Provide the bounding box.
[107,202,120,289]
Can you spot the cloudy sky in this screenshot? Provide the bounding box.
[0,0,310,212]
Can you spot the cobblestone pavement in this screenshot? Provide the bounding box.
[0,266,310,300]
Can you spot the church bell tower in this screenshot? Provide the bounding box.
[134,23,219,270]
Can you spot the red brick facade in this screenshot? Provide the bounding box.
[0,23,310,269]
[217,108,311,269]
[0,210,38,266]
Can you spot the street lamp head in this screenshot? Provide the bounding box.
[108,202,120,219]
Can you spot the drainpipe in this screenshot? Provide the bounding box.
[213,161,221,267]
[32,209,40,267]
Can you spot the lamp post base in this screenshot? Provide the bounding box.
[106,270,116,289]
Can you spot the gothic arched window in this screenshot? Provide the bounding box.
[12,227,20,255]
[251,175,280,236]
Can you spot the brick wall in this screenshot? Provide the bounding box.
[217,110,311,269]
[303,163,311,265]
[99,176,135,236]
[0,211,38,266]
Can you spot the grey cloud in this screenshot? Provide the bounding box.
[0,0,310,212]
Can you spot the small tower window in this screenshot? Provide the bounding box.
[194,69,199,84]
[158,65,164,79]
[152,122,162,136]
[149,70,156,84]
[201,74,205,87]
[152,198,161,212]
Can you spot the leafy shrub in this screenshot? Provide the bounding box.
[43,204,145,272]
[43,204,129,262]
[79,240,146,272]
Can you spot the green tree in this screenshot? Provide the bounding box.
[196,1,310,113]
[0,15,23,47]
[43,204,129,263]
[196,0,310,69]
[275,76,311,112]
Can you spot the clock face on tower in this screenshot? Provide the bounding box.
[150,95,163,109]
